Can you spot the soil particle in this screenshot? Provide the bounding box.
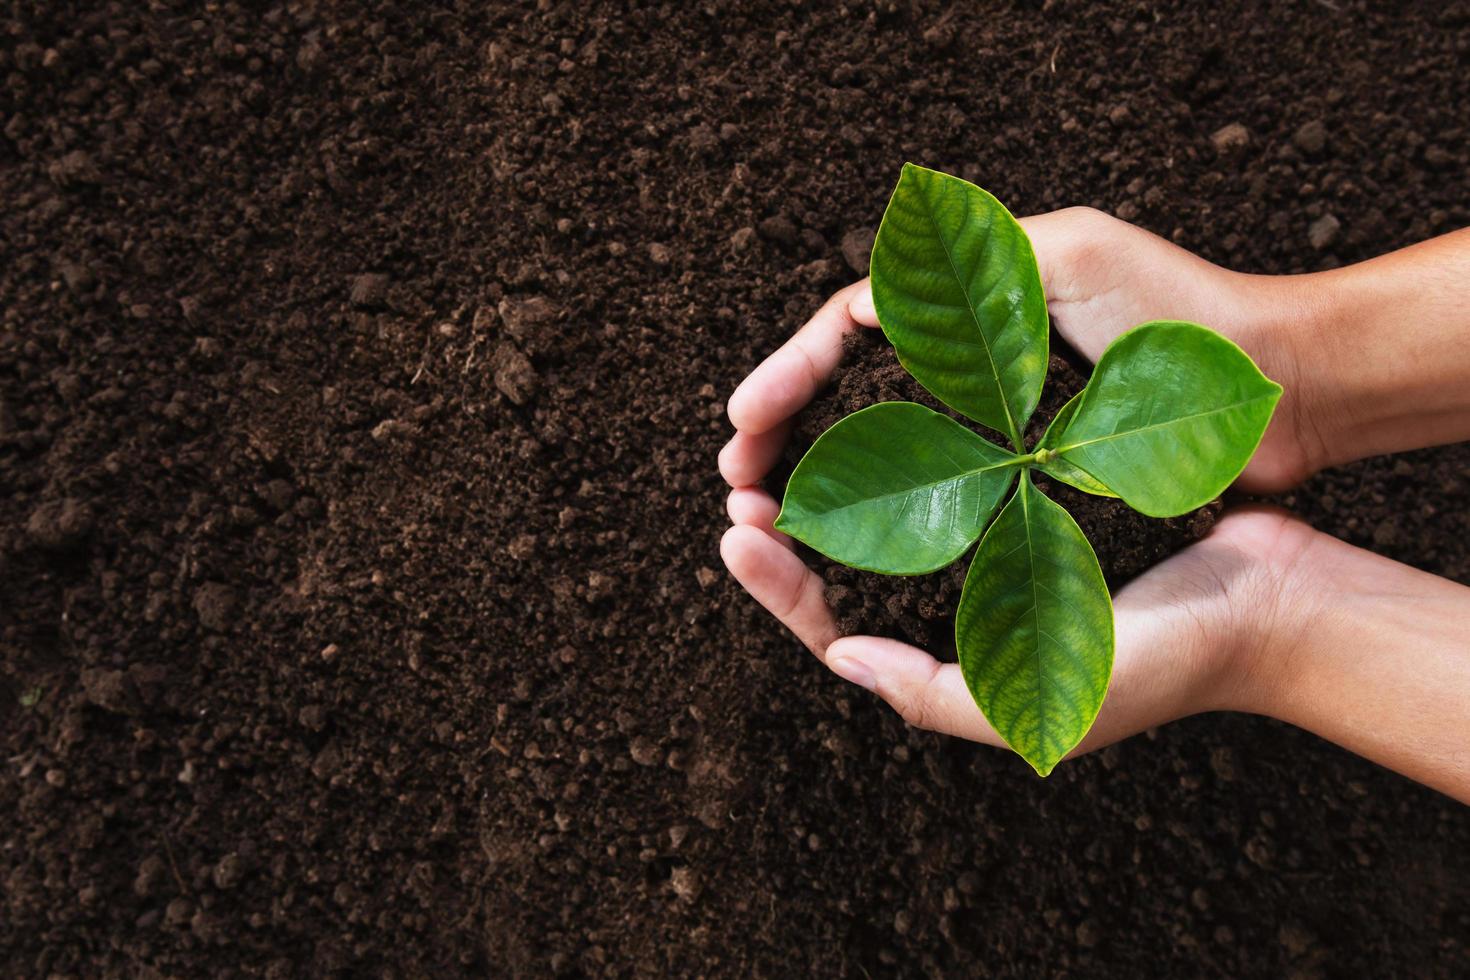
[629,736,661,767]
[1210,122,1251,155]
[1309,213,1342,249]
[57,259,96,295]
[164,898,194,928]
[256,478,295,513]
[134,856,167,899]
[491,343,538,405]
[1423,145,1456,170]
[669,866,701,903]
[191,583,238,633]
[298,704,328,731]
[25,497,94,550]
[80,667,131,715]
[212,855,244,891]
[371,418,419,442]
[840,227,877,275]
[47,149,101,187]
[1293,120,1329,155]
[349,273,390,309]
[498,295,557,340]
[758,214,800,246]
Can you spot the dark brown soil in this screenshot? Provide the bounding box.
[3,2,1469,977]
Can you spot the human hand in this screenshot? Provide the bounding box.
[720,212,1470,796]
[715,207,1324,762]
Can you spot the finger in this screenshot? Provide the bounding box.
[727,279,877,435]
[717,422,790,488]
[725,487,793,550]
[721,524,836,656]
[848,283,876,325]
[824,636,1003,746]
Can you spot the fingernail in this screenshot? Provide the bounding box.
[829,656,876,692]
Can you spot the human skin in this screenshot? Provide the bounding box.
[718,210,1470,804]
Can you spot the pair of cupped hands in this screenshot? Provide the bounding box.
[718,207,1331,762]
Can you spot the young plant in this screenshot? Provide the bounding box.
[776,164,1282,776]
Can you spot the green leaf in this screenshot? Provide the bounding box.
[955,477,1114,776]
[1034,391,1118,498]
[1048,321,1282,517]
[776,402,1018,575]
[870,163,1049,447]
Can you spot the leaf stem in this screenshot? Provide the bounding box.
[1002,448,1056,469]
[1005,420,1027,456]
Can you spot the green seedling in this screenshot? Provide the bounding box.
[777,164,1281,775]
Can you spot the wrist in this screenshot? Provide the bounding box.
[1227,270,1340,485]
[1199,511,1331,720]
[1255,238,1470,475]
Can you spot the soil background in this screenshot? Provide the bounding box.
[3,1,1469,977]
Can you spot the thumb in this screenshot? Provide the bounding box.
[824,636,1001,746]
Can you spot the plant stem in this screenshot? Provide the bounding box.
[1005,420,1027,456]
[1002,448,1056,469]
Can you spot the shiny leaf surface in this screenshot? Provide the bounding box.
[776,402,1018,575]
[1048,321,1281,517]
[955,477,1114,776]
[870,163,1049,446]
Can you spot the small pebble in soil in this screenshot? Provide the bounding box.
[499,295,555,340]
[1210,122,1251,155]
[192,582,237,632]
[628,737,660,766]
[213,854,244,890]
[348,273,389,309]
[840,226,876,274]
[25,497,93,550]
[57,259,95,294]
[757,214,799,246]
[492,343,538,405]
[1309,213,1341,249]
[669,866,700,903]
[47,149,101,187]
[81,668,131,714]
[1293,119,1329,155]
